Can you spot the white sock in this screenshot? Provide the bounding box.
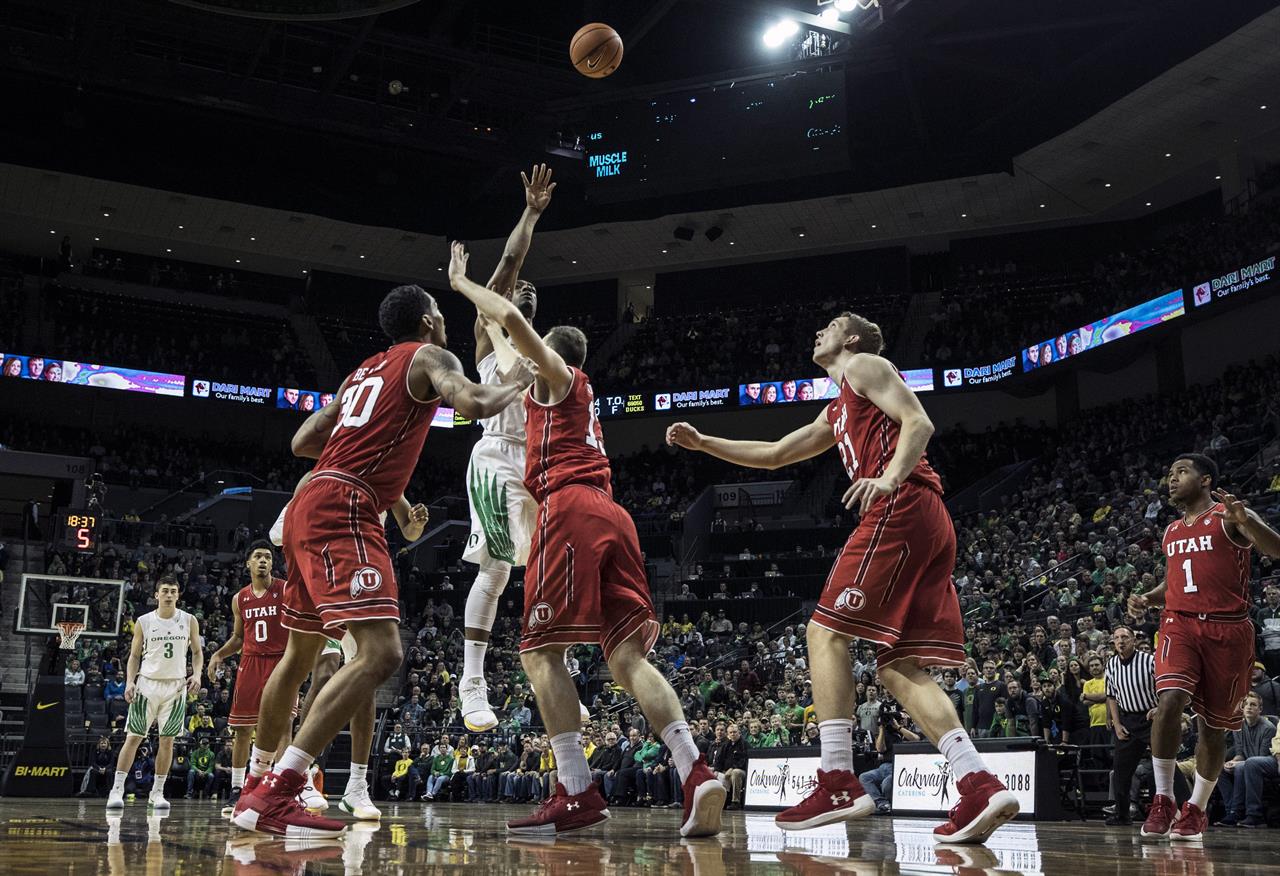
[550,732,592,796]
[659,720,700,779]
[112,770,127,793]
[1152,757,1176,799]
[249,746,275,778]
[276,745,313,777]
[150,776,166,798]
[1190,772,1215,810]
[937,727,986,783]
[819,719,855,773]
[463,639,488,683]
[347,762,368,791]
[231,767,245,789]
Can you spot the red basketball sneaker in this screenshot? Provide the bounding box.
[932,771,1019,844]
[774,769,874,831]
[231,774,262,820]
[1170,801,1207,841]
[506,782,610,836]
[231,769,347,838]
[679,755,726,837]
[1141,794,1178,840]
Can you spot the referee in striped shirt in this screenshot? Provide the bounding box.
[1105,625,1158,825]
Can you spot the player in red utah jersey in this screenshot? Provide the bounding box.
[233,283,534,838]
[206,540,292,817]
[667,312,1018,844]
[448,241,725,840]
[1127,453,1280,841]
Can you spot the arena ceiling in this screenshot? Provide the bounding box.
[0,0,1278,285]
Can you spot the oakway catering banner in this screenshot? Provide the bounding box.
[1,353,185,396]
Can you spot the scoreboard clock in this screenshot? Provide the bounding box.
[61,511,99,552]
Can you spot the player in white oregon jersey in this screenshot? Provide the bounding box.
[459,164,591,732]
[107,575,202,811]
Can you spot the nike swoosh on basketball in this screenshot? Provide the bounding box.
[36,701,59,710]
[587,56,600,69]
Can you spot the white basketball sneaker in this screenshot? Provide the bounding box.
[106,790,125,811]
[299,764,328,812]
[339,783,382,820]
[148,790,170,812]
[461,677,498,732]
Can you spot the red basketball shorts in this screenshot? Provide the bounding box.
[812,481,965,669]
[228,652,284,727]
[1155,612,1254,730]
[281,474,400,636]
[520,484,659,662]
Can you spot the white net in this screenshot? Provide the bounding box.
[57,620,85,651]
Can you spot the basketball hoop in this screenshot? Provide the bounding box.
[56,620,85,651]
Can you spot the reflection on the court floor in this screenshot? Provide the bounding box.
[892,819,1040,874]
[745,813,850,859]
[743,813,1041,873]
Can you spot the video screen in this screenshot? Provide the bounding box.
[1,353,185,396]
[738,377,836,406]
[586,70,849,203]
[275,387,336,412]
[1021,289,1185,371]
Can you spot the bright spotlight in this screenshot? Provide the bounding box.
[763,18,800,47]
[835,0,858,11]
[819,7,841,23]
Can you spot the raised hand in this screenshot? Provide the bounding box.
[665,422,703,451]
[1211,490,1249,526]
[1126,591,1148,618]
[447,240,470,289]
[522,163,556,213]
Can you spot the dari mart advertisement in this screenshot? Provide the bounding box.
[1192,254,1276,308]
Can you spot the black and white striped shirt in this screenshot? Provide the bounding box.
[1106,650,1157,714]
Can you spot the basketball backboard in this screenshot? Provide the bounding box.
[15,574,125,639]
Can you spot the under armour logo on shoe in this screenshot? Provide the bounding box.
[567,801,580,811]
[831,791,851,806]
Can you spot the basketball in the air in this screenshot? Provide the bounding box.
[570,23,623,78]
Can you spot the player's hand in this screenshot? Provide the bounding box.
[206,655,222,683]
[187,675,201,696]
[843,476,898,515]
[1211,490,1250,527]
[1114,724,1129,741]
[447,240,470,288]
[1224,760,1236,771]
[665,422,704,451]
[502,356,537,390]
[523,163,556,213]
[1126,592,1149,618]
[124,682,136,704]
[403,503,430,542]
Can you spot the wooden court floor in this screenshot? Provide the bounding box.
[3,798,1280,874]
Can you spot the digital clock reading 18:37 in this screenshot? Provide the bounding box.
[62,511,99,551]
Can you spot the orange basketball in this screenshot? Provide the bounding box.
[570,23,623,79]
